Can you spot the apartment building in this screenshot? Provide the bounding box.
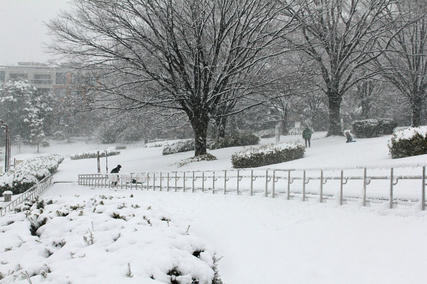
[0,62,87,96]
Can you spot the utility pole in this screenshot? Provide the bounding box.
[0,120,10,172]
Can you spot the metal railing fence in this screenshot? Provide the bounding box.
[78,166,427,210]
[0,175,53,216]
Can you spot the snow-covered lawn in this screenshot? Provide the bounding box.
[2,184,427,283]
[1,133,427,283]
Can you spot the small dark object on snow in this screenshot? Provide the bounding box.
[110,165,121,173]
[345,131,356,143]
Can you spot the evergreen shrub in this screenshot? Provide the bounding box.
[210,132,260,149]
[0,154,64,195]
[162,139,195,155]
[70,150,120,160]
[352,119,397,138]
[232,143,305,168]
[388,127,427,158]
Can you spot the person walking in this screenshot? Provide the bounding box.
[302,127,313,148]
[110,164,121,186]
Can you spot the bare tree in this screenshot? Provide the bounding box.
[48,0,295,156]
[374,0,427,126]
[280,0,396,135]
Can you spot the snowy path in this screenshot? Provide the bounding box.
[41,185,427,284]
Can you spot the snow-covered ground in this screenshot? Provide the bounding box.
[1,133,427,283]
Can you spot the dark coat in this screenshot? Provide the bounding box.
[302,128,313,139]
[110,165,121,173]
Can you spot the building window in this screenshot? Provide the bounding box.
[0,71,5,82]
[56,72,66,84]
[9,73,28,81]
[34,74,51,80]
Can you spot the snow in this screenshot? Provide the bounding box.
[0,186,219,283]
[1,133,427,283]
[390,126,427,142]
[232,142,304,158]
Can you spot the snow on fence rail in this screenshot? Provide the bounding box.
[0,175,53,217]
[78,166,427,210]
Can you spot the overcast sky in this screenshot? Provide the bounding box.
[0,0,71,65]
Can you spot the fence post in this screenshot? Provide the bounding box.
[202,172,205,192]
[212,171,216,194]
[153,172,156,191]
[287,170,291,200]
[175,172,178,192]
[363,168,367,206]
[236,170,240,195]
[159,172,163,191]
[422,166,426,211]
[167,172,170,192]
[97,151,101,173]
[192,171,195,193]
[265,169,269,197]
[146,173,150,190]
[339,170,344,205]
[302,170,306,201]
[272,170,276,198]
[389,168,394,209]
[183,172,186,192]
[250,170,254,196]
[224,170,227,194]
[320,170,323,203]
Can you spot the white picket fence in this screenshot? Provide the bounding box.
[0,175,53,217]
[78,166,427,210]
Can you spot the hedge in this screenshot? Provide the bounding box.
[388,126,427,159]
[70,150,120,160]
[232,143,305,168]
[162,139,195,155]
[0,154,64,196]
[209,132,259,150]
[352,119,397,138]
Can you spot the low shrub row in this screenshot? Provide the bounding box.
[163,132,260,155]
[232,143,305,168]
[352,119,397,138]
[0,154,64,196]
[209,132,260,150]
[388,126,427,159]
[70,150,120,160]
[162,139,195,155]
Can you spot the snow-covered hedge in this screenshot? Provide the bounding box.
[0,154,64,195]
[70,150,120,160]
[209,132,259,150]
[162,139,195,155]
[388,126,427,159]
[352,119,397,138]
[232,143,305,168]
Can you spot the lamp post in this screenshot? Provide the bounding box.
[0,120,10,173]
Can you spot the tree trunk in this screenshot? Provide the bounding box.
[190,114,209,156]
[411,95,423,127]
[327,92,343,136]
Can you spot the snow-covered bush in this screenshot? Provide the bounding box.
[0,154,64,195]
[0,194,223,283]
[162,139,195,155]
[210,132,260,150]
[352,118,397,138]
[388,126,427,158]
[232,143,305,168]
[70,150,120,160]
